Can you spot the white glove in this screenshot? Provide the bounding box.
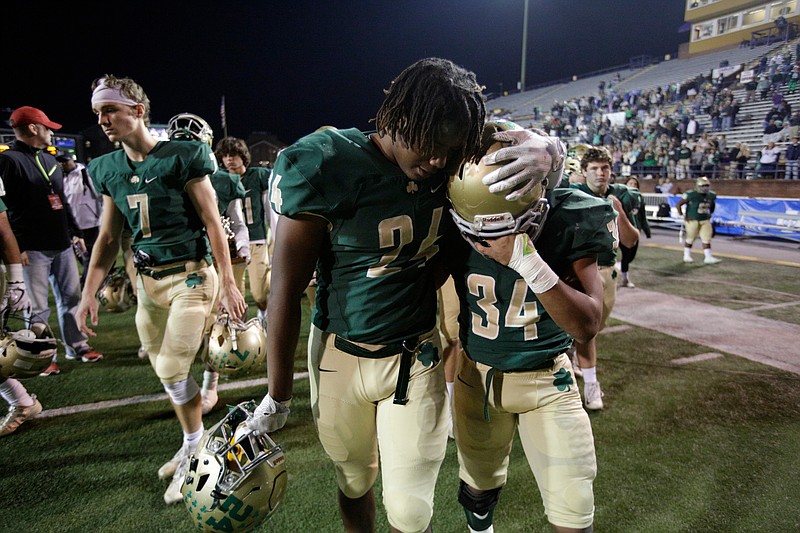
[5,264,31,313]
[237,245,251,264]
[246,394,291,434]
[481,129,566,201]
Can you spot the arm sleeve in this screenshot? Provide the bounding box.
[226,199,250,251]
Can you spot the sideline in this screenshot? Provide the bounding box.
[38,372,309,419]
[642,242,800,268]
[613,289,800,375]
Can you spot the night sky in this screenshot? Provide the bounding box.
[4,1,687,144]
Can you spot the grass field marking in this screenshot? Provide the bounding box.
[599,324,633,334]
[613,288,800,375]
[671,352,725,365]
[642,242,800,268]
[738,300,800,312]
[36,371,310,419]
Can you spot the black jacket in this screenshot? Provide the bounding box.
[0,140,82,252]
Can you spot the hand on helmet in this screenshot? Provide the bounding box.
[481,129,565,201]
[246,393,291,434]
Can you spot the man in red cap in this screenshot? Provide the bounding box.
[0,106,103,374]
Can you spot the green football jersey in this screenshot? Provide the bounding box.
[239,167,271,241]
[88,140,218,265]
[451,188,617,371]
[211,169,246,214]
[571,182,639,265]
[682,189,716,221]
[271,128,449,344]
[0,197,5,213]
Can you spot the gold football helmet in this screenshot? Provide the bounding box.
[96,267,135,313]
[206,314,267,374]
[568,143,592,161]
[181,401,287,532]
[448,120,549,241]
[696,176,711,192]
[0,310,57,379]
[167,113,214,146]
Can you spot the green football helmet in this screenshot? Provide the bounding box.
[167,113,214,146]
[181,401,287,533]
[0,310,57,379]
[448,120,549,241]
[206,314,267,375]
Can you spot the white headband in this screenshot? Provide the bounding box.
[91,79,141,108]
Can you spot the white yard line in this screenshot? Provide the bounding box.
[37,372,309,419]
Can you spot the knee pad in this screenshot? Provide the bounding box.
[458,480,501,532]
[383,490,432,533]
[163,377,200,405]
[153,351,192,383]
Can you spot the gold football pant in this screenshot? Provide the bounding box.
[454,352,596,529]
[308,325,447,533]
[136,261,218,384]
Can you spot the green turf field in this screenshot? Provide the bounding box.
[2,246,799,532]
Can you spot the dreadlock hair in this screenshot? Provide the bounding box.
[215,137,251,168]
[373,58,486,164]
[91,74,152,126]
[580,146,613,171]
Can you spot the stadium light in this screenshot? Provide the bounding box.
[520,0,529,91]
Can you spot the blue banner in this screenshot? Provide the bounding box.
[661,195,800,241]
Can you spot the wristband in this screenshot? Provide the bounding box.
[507,234,559,293]
[7,263,24,283]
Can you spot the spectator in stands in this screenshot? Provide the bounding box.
[790,111,800,139]
[785,136,800,180]
[0,106,103,375]
[759,141,781,178]
[744,78,757,103]
[731,142,751,179]
[757,75,771,100]
[56,154,102,286]
[676,140,692,180]
[686,115,699,139]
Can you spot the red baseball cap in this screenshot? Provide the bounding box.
[9,106,62,130]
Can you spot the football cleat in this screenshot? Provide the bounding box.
[181,401,287,532]
[0,395,42,437]
[206,313,267,375]
[584,382,604,411]
[704,255,721,264]
[448,120,551,242]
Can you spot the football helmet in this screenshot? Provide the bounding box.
[0,310,58,379]
[168,113,214,146]
[182,401,287,533]
[696,176,711,192]
[206,314,267,374]
[563,156,582,180]
[448,120,549,241]
[96,267,135,313]
[568,143,592,161]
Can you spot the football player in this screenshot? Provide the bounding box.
[676,176,721,264]
[569,146,640,410]
[214,137,271,325]
[447,122,616,533]
[167,112,250,414]
[250,56,558,532]
[0,196,39,437]
[76,75,246,505]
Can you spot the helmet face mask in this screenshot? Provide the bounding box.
[167,113,214,146]
[206,314,267,374]
[696,176,711,193]
[182,401,287,532]
[0,309,58,379]
[448,120,549,242]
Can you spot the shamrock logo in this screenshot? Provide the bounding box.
[185,273,204,288]
[416,343,440,367]
[553,367,574,392]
